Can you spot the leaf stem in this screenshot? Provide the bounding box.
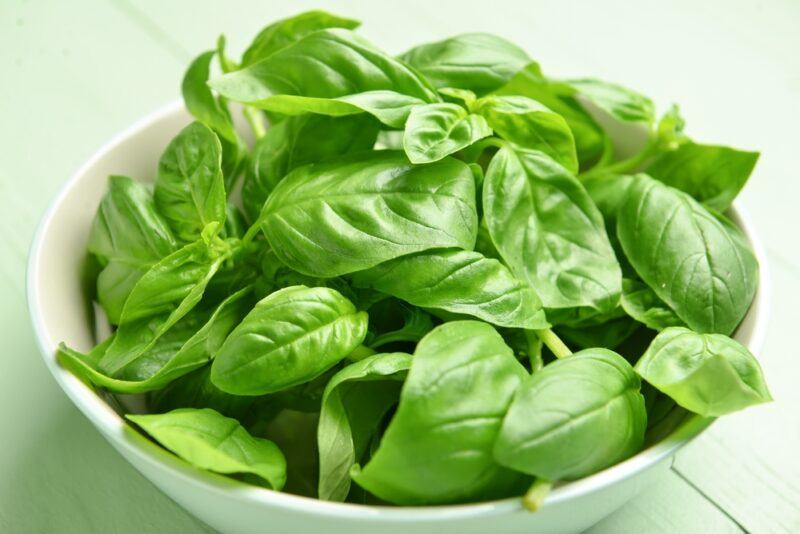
[523,479,552,512]
[243,107,267,140]
[535,328,572,359]
[579,139,659,180]
[347,344,377,362]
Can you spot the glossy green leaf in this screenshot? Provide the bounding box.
[260,151,478,277]
[211,286,368,395]
[635,327,771,416]
[127,408,286,489]
[567,78,655,124]
[88,175,177,324]
[646,142,759,212]
[494,348,646,480]
[241,114,379,221]
[621,278,684,331]
[317,352,411,501]
[154,122,227,241]
[241,10,360,66]
[483,146,622,324]
[182,51,239,144]
[59,287,252,393]
[495,63,608,170]
[400,33,529,95]
[210,29,438,127]
[352,321,527,505]
[98,239,225,376]
[402,103,492,164]
[352,248,548,329]
[617,175,758,334]
[474,95,578,173]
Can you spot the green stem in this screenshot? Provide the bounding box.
[523,479,553,512]
[535,328,572,359]
[243,106,267,140]
[524,330,543,372]
[580,140,659,180]
[347,344,377,362]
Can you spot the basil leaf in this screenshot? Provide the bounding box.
[646,142,759,212]
[352,321,527,505]
[210,29,438,127]
[211,286,368,395]
[494,348,646,480]
[154,122,227,242]
[617,175,758,334]
[59,287,252,393]
[483,146,622,324]
[495,63,608,170]
[242,114,379,221]
[241,10,360,66]
[182,51,239,145]
[621,278,684,331]
[402,103,492,164]
[317,352,411,501]
[127,408,286,490]
[474,95,578,173]
[635,327,771,416]
[352,248,548,329]
[567,78,656,124]
[366,304,435,349]
[261,151,478,277]
[557,316,640,350]
[98,239,225,376]
[88,175,178,324]
[400,33,529,95]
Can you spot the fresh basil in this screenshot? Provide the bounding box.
[403,103,492,164]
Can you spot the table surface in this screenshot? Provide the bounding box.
[2,1,799,532]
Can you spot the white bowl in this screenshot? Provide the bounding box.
[27,101,770,534]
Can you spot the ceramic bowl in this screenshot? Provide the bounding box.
[27,101,770,534]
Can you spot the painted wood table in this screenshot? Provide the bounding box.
[2,1,798,532]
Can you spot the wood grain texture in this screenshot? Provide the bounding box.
[2,0,799,532]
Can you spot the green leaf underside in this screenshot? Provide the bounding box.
[620,278,684,331]
[211,286,368,395]
[635,327,771,416]
[483,146,621,324]
[403,103,492,164]
[352,321,527,505]
[317,352,411,501]
[128,408,286,489]
[494,349,646,480]
[617,175,758,335]
[352,248,547,329]
[261,151,478,278]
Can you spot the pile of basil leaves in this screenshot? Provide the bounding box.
[60,10,771,510]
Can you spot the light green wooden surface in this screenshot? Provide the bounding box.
[1,0,798,532]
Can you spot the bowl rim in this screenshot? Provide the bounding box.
[26,99,771,521]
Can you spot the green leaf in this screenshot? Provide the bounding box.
[154,122,227,242]
[59,287,253,393]
[402,103,492,164]
[210,29,438,127]
[260,151,478,277]
[98,239,225,376]
[494,348,646,480]
[241,10,360,66]
[88,175,177,324]
[400,33,529,95]
[635,327,771,416]
[317,352,411,501]
[211,286,368,395]
[567,78,656,124]
[617,175,758,334]
[620,278,684,331]
[182,51,240,144]
[483,146,622,324]
[474,95,578,173]
[242,114,379,221]
[494,63,608,170]
[352,321,527,505]
[646,142,759,212]
[127,408,286,489]
[366,304,434,350]
[557,316,640,350]
[351,248,548,329]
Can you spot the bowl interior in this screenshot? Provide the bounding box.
[27,101,769,516]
